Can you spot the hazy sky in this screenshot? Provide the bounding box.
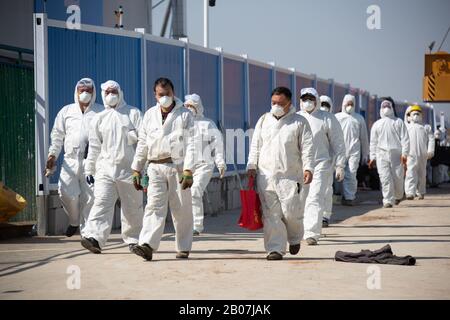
[152,0,450,121]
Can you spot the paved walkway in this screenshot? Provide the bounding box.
[1,185,450,299]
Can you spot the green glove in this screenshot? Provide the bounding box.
[179,170,193,190]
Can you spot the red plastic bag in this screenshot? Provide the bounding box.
[238,176,263,230]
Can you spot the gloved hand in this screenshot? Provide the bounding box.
[247,169,257,178]
[218,166,226,179]
[180,170,193,190]
[303,170,313,185]
[335,167,345,182]
[45,155,56,177]
[368,159,376,169]
[427,152,434,160]
[86,175,95,186]
[132,171,143,191]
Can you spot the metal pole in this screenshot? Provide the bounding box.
[160,0,172,37]
[147,0,152,34]
[204,0,208,47]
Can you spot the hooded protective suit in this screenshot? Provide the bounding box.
[335,94,369,201]
[404,106,435,198]
[48,78,103,235]
[131,96,196,253]
[299,90,346,241]
[184,94,226,233]
[370,100,410,206]
[247,103,314,255]
[83,80,144,248]
[319,95,337,221]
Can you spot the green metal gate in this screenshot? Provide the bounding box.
[0,62,36,222]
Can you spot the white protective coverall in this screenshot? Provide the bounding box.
[247,105,315,255]
[299,90,346,241]
[319,95,339,220]
[370,101,410,206]
[131,97,196,253]
[83,80,144,248]
[48,78,103,234]
[185,94,226,233]
[404,107,435,198]
[335,94,369,201]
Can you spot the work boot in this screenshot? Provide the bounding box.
[406,195,414,200]
[81,237,101,254]
[266,252,283,260]
[176,251,190,259]
[134,244,153,261]
[65,225,79,237]
[322,217,329,228]
[383,203,393,208]
[305,237,318,246]
[289,243,301,255]
[193,230,200,236]
[341,199,354,206]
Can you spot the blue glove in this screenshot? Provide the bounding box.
[86,175,95,186]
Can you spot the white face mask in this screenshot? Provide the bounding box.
[159,96,173,109]
[382,107,393,117]
[301,100,316,112]
[406,116,412,123]
[105,93,119,107]
[412,113,422,123]
[345,105,354,113]
[78,91,92,104]
[320,106,330,112]
[271,104,285,117]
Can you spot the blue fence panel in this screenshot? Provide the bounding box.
[47,27,141,184]
[188,49,220,123]
[276,71,292,91]
[316,79,330,97]
[249,64,272,128]
[333,84,348,113]
[223,57,247,171]
[147,40,185,109]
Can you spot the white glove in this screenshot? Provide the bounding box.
[218,166,226,179]
[335,167,345,182]
[427,152,434,160]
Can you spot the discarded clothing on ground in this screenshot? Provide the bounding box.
[335,244,416,266]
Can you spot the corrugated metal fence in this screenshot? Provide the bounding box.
[0,62,36,222]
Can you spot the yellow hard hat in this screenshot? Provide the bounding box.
[410,105,422,113]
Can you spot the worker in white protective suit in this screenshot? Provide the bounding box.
[319,95,338,227]
[335,94,369,206]
[81,80,144,254]
[247,86,314,260]
[369,98,410,208]
[131,78,196,261]
[46,78,103,237]
[298,89,346,245]
[404,105,435,200]
[184,93,226,235]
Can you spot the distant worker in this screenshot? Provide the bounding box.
[299,90,346,245]
[404,105,435,200]
[46,78,103,237]
[369,97,410,208]
[335,94,369,206]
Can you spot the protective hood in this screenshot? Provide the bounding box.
[342,94,355,114]
[320,95,333,112]
[184,93,204,117]
[300,87,319,112]
[380,99,395,119]
[74,77,97,109]
[404,105,413,123]
[100,80,127,109]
